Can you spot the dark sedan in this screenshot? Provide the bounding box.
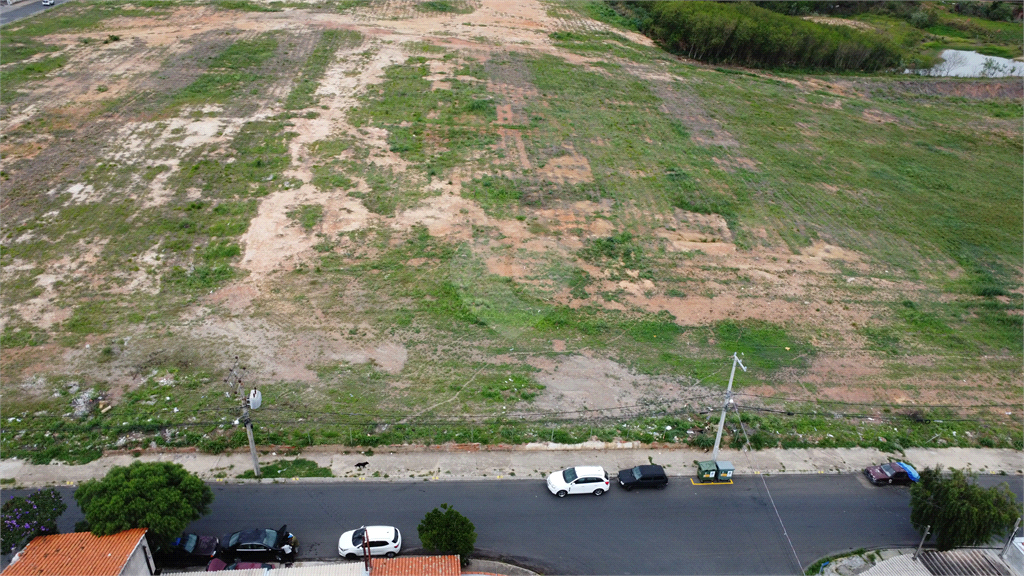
[618,465,669,491]
[157,533,219,567]
[219,525,297,563]
[864,462,919,486]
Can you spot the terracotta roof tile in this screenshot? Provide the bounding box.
[1,528,147,576]
[372,555,461,576]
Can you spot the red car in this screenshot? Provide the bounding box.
[864,462,919,485]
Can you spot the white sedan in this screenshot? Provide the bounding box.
[546,466,610,497]
[338,525,402,559]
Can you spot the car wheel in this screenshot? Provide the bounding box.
[624,485,632,491]
[345,553,357,560]
[593,488,604,496]
[386,552,397,558]
[657,484,667,490]
[556,490,568,498]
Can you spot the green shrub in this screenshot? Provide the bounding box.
[237,458,332,478]
[689,433,715,449]
[198,437,228,454]
[642,1,904,71]
[418,504,476,566]
[1,489,66,553]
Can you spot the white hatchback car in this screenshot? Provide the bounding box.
[338,525,401,559]
[546,465,610,497]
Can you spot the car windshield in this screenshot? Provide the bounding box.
[880,464,896,476]
[183,534,198,553]
[228,532,240,547]
[562,468,578,483]
[392,529,400,544]
[262,529,277,548]
[632,466,642,480]
[351,528,366,547]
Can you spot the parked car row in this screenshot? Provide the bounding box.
[158,523,406,569]
[161,461,911,569]
[157,526,297,571]
[546,464,669,497]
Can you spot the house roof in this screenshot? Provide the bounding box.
[371,555,461,576]
[1,528,147,576]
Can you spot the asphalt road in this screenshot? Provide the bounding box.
[0,0,65,26]
[3,474,1022,575]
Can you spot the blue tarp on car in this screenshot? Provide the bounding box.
[897,462,920,482]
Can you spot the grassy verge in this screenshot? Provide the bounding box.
[237,458,332,478]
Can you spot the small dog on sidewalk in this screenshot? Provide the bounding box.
[354,461,369,470]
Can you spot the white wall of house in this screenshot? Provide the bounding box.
[119,537,155,576]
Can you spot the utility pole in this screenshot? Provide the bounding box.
[241,387,260,478]
[999,517,1021,559]
[361,526,372,576]
[712,352,746,462]
[913,525,931,561]
[224,357,260,477]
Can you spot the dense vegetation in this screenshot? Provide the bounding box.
[597,1,1023,69]
[910,466,1020,551]
[633,1,906,71]
[75,461,213,549]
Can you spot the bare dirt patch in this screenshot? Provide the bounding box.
[801,16,876,31]
[528,354,715,415]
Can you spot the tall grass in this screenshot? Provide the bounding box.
[636,1,905,71]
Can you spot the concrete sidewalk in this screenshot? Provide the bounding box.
[0,443,1020,487]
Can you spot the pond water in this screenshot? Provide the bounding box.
[908,49,1024,77]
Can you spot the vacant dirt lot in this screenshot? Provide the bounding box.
[1,0,1020,458]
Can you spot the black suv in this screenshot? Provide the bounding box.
[617,465,668,491]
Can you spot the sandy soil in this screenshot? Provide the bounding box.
[0,0,1018,423]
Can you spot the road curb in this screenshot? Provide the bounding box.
[1,446,1020,488]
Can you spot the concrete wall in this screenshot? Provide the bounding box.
[120,538,155,576]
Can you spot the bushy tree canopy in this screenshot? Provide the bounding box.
[74,461,213,549]
[910,466,1020,551]
[417,503,476,567]
[1,488,67,553]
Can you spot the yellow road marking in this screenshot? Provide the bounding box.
[690,478,733,486]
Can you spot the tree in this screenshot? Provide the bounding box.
[417,503,476,566]
[909,466,1020,551]
[1,488,67,553]
[74,461,213,550]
